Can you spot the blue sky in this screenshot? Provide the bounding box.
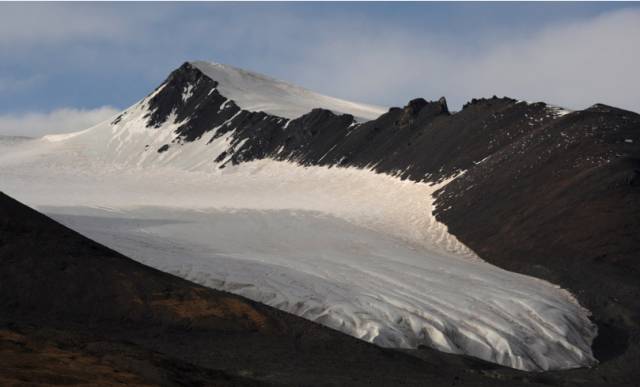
[1,2,639,136]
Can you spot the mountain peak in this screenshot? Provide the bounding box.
[189,60,386,121]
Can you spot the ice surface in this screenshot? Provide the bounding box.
[0,84,597,372]
[43,204,596,372]
[191,61,386,121]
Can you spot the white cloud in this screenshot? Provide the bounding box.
[0,107,119,137]
[454,8,640,111]
[283,8,640,112]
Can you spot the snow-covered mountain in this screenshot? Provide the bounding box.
[2,60,638,373]
[191,61,385,121]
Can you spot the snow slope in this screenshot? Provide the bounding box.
[0,140,597,371]
[0,64,598,371]
[191,61,386,121]
[46,203,595,372]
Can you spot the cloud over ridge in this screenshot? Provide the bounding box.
[0,3,638,136]
[0,107,118,137]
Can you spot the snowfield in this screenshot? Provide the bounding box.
[0,64,598,371]
[192,61,386,121]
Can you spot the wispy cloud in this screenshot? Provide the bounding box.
[0,4,163,47]
[0,107,118,137]
[283,8,640,112]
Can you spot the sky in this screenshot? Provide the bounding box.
[1,2,639,136]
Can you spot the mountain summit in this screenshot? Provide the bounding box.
[190,61,386,121]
